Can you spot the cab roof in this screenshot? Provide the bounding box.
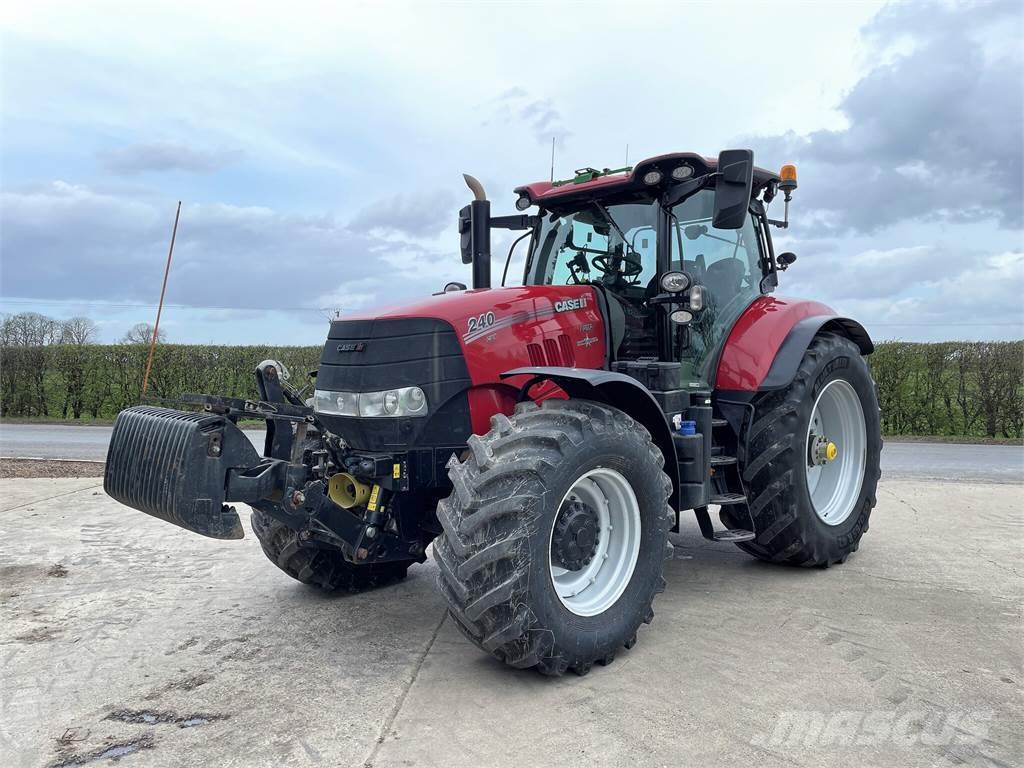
[514,152,780,208]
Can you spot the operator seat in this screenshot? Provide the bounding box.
[703,258,746,307]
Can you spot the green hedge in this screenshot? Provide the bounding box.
[0,344,321,420]
[1,341,1021,438]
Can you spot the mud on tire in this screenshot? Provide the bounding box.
[434,399,674,676]
[721,332,881,566]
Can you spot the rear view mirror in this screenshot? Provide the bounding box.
[712,149,754,230]
[458,205,474,264]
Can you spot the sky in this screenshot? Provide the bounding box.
[1,0,1021,345]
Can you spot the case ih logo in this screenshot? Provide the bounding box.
[337,342,367,353]
[554,297,588,313]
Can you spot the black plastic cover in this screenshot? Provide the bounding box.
[317,317,471,450]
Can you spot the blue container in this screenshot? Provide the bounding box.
[679,420,697,436]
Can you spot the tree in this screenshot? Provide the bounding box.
[0,311,61,346]
[0,312,60,415]
[120,322,166,345]
[60,316,99,345]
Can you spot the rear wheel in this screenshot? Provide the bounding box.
[722,333,881,566]
[434,399,674,675]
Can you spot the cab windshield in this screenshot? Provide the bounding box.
[525,198,659,299]
[524,188,766,389]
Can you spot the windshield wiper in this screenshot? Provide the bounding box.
[591,201,634,251]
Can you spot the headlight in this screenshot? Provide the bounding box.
[642,170,662,185]
[660,270,690,293]
[515,193,532,211]
[313,386,429,418]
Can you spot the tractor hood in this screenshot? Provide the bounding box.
[338,285,578,326]
[330,285,607,382]
[315,285,607,451]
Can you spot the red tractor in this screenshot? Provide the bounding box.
[105,150,881,675]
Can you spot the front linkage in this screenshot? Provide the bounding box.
[104,360,428,568]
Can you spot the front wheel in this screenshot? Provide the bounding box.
[722,332,882,566]
[434,399,674,675]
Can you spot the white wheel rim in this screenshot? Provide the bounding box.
[805,379,867,526]
[548,467,642,617]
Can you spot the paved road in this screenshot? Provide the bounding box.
[1,477,1020,768]
[0,423,266,463]
[1,422,1021,482]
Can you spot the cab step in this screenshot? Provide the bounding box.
[711,418,728,428]
[710,455,737,467]
[693,505,756,543]
[709,528,756,543]
[710,492,746,505]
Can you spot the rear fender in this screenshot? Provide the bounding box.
[760,316,873,391]
[716,296,873,393]
[500,367,678,504]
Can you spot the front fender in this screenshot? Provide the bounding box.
[716,297,873,393]
[500,367,678,504]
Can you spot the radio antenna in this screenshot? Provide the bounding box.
[550,136,555,182]
[625,143,629,166]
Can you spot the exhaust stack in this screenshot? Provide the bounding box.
[459,174,491,289]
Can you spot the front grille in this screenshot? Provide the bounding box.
[316,317,471,450]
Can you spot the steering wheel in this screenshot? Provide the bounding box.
[592,252,644,279]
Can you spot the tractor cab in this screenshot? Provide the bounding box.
[524,184,770,388]
[461,150,790,390]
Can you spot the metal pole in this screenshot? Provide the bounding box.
[141,201,181,395]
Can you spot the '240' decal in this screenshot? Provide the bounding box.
[466,312,496,334]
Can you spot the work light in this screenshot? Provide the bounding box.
[669,309,693,324]
[660,271,690,293]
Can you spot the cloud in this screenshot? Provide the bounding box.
[749,0,1023,234]
[347,189,457,239]
[485,88,571,148]
[0,182,455,316]
[99,142,240,174]
[824,250,1024,342]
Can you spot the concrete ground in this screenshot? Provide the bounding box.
[1,477,1021,768]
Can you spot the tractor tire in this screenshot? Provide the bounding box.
[721,332,881,567]
[434,399,674,676]
[250,509,412,591]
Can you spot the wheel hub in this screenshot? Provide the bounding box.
[808,433,839,466]
[552,500,600,571]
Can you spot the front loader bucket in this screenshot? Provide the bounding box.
[104,406,262,539]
